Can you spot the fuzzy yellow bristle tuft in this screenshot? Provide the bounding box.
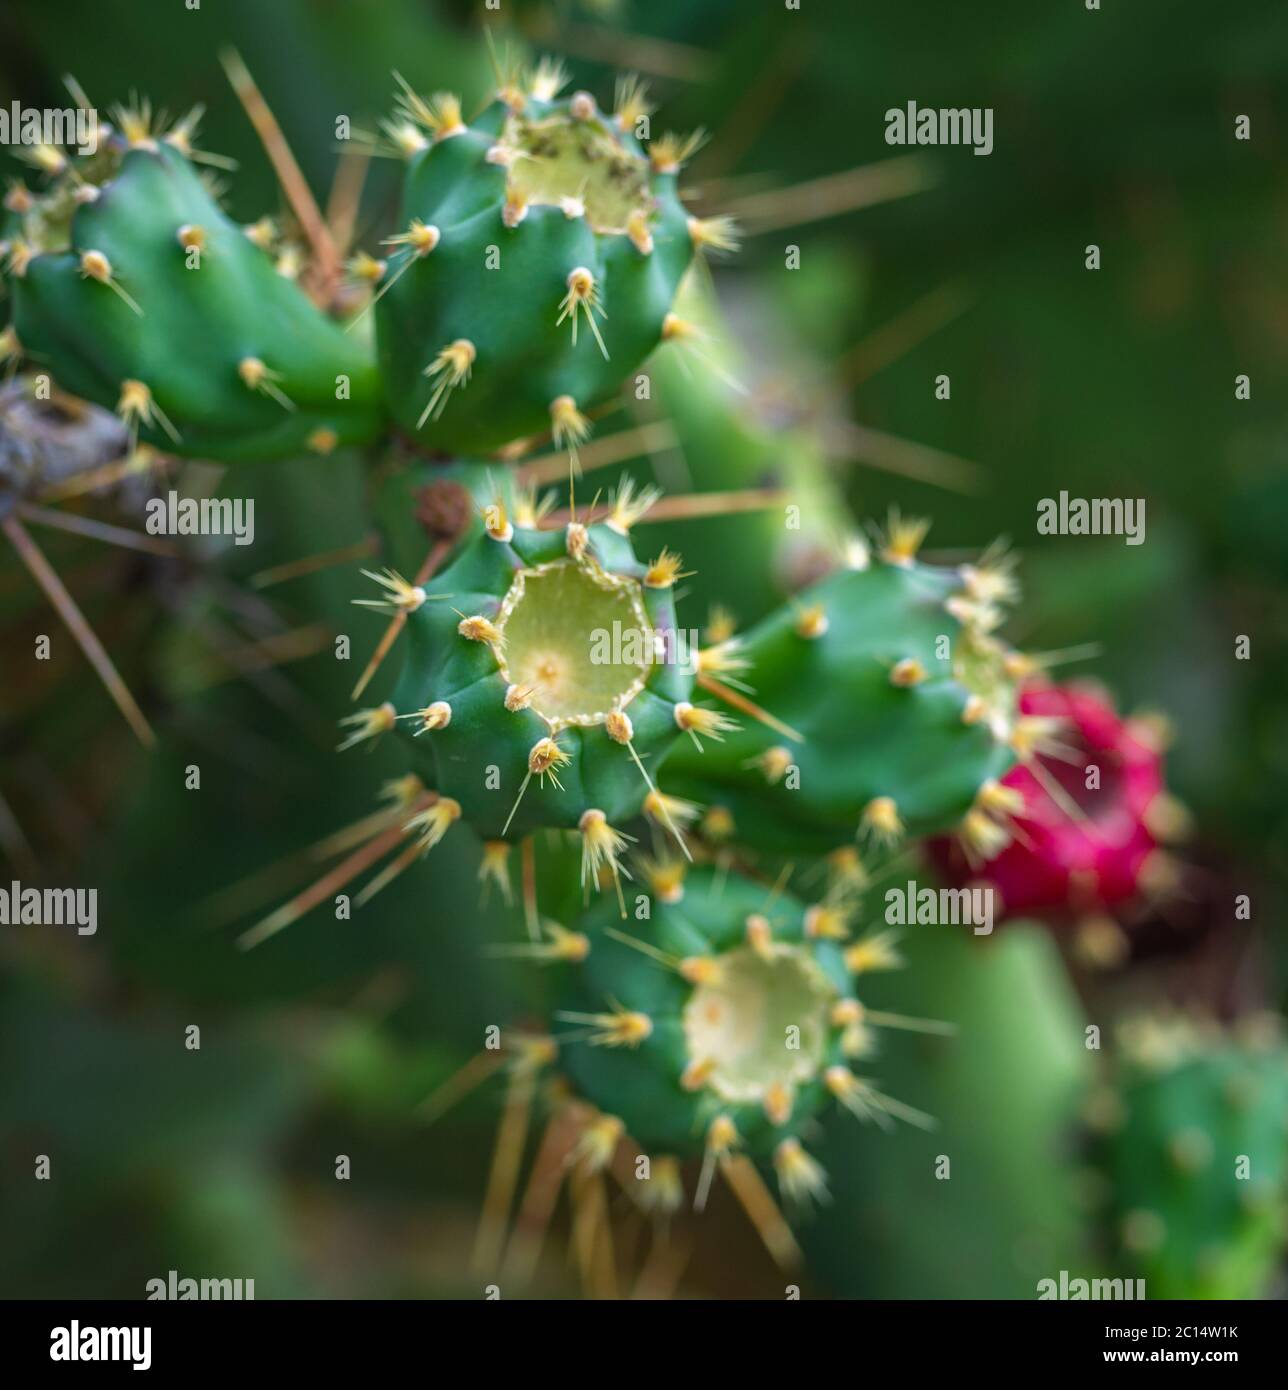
[511,482,555,530]
[176,224,206,252]
[569,91,597,121]
[1009,715,1064,761]
[237,356,294,411]
[641,856,686,904]
[960,545,1018,605]
[687,214,740,255]
[626,208,654,256]
[650,128,707,174]
[337,702,397,751]
[757,746,794,785]
[3,181,33,215]
[400,701,451,735]
[643,788,702,829]
[613,73,653,132]
[527,920,591,963]
[605,709,634,745]
[502,190,528,228]
[6,239,33,278]
[384,218,440,257]
[565,521,590,560]
[572,1114,625,1171]
[890,657,928,687]
[644,547,689,589]
[457,614,503,647]
[679,955,722,987]
[578,808,635,895]
[860,796,903,845]
[575,1006,652,1049]
[681,1056,718,1092]
[556,267,608,359]
[961,694,988,725]
[527,57,569,102]
[481,495,512,544]
[794,604,829,639]
[418,339,475,427]
[354,567,427,614]
[395,78,465,141]
[826,846,869,894]
[697,641,748,677]
[639,1155,684,1216]
[773,1138,828,1205]
[529,737,572,786]
[707,1114,739,1156]
[504,683,535,712]
[379,773,425,809]
[976,779,1025,818]
[1002,651,1038,681]
[381,119,428,159]
[763,1081,794,1127]
[844,929,904,974]
[405,796,462,851]
[674,702,740,748]
[706,606,737,645]
[478,841,512,905]
[701,805,735,841]
[744,913,774,960]
[115,378,179,444]
[607,477,661,534]
[879,509,930,567]
[804,902,852,941]
[549,395,591,457]
[244,216,277,251]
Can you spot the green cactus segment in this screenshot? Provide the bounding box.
[3,137,383,462]
[559,869,848,1156]
[1093,1019,1288,1299]
[374,81,695,454]
[386,513,694,841]
[661,542,1023,854]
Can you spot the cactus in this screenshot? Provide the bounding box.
[2,109,383,462]
[446,859,941,1277]
[374,67,708,456]
[366,491,694,865]
[1087,1016,1288,1299]
[556,863,923,1170]
[661,520,1028,855]
[2,46,1127,1300]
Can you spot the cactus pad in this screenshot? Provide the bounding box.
[661,526,1026,854]
[372,72,701,454]
[2,117,383,461]
[1090,1017,1288,1299]
[548,863,930,1208]
[366,499,695,851]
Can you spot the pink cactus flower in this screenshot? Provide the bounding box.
[932,680,1177,927]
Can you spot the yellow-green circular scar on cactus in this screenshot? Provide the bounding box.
[372,67,720,455]
[1,109,383,461]
[547,863,934,1209]
[347,488,696,865]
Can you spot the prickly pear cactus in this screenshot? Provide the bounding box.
[353,489,694,864]
[662,519,1028,854]
[373,68,709,454]
[2,111,383,461]
[1088,1017,1288,1299]
[557,864,922,1175]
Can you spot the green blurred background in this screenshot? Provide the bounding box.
[1,0,1285,1298]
